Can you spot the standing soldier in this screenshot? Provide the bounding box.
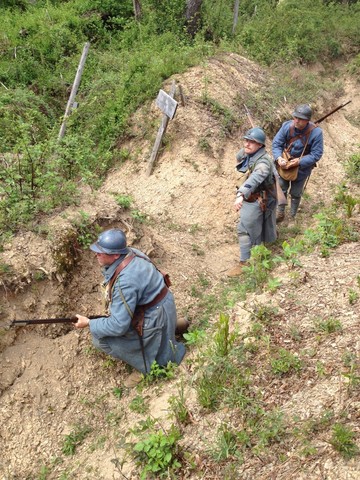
[272,104,324,222]
[227,127,277,277]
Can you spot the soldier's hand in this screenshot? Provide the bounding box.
[287,157,300,168]
[234,196,244,211]
[277,156,287,167]
[74,314,90,329]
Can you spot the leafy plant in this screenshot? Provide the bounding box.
[131,209,148,223]
[330,423,359,459]
[271,348,302,376]
[143,361,177,385]
[213,312,236,357]
[314,317,342,335]
[133,425,182,479]
[114,194,133,209]
[242,245,274,290]
[183,328,207,346]
[348,289,359,305]
[345,151,360,184]
[62,425,92,456]
[130,395,149,414]
[168,381,191,426]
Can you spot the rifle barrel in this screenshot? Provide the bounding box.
[11,315,104,327]
[315,100,351,124]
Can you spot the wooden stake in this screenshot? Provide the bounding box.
[58,42,90,141]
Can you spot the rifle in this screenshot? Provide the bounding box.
[10,315,105,327]
[243,104,288,206]
[315,100,351,125]
[301,100,352,193]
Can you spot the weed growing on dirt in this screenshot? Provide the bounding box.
[183,328,207,346]
[345,151,360,184]
[314,317,342,335]
[304,209,358,256]
[348,288,359,305]
[213,313,236,357]
[209,423,242,461]
[71,211,101,249]
[142,361,177,385]
[131,209,148,223]
[132,424,182,479]
[330,423,359,459]
[270,348,302,376]
[168,381,191,426]
[241,245,274,290]
[199,95,240,136]
[114,194,133,209]
[130,395,149,414]
[61,425,92,456]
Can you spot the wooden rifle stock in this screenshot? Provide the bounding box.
[10,315,105,327]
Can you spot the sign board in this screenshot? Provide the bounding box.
[155,89,178,120]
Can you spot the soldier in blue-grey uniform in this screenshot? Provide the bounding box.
[75,229,186,383]
[272,104,324,222]
[227,127,277,277]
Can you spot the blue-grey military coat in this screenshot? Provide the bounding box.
[89,248,186,374]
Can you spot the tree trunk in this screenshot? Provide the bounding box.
[185,0,203,37]
[133,0,142,20]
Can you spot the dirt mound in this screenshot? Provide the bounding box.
[0,53,359,479]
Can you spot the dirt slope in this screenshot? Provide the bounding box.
[0,53,359,479]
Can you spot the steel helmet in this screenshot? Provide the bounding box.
[243,127,266,145]
[90,229,128,254]
[292,104,312,120]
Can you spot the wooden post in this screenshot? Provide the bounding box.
[58,42,90,141]
[232,0,240,35]
[146,80,177,177]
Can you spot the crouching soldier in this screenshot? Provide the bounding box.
[75,229,186,385]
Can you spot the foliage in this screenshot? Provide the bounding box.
[345,151,360,184]
[132,425,182,479]
[61,424,92,456]
[314,317,342,335]
[270,348,302,376]
[330,423,359,459]
[235,0,360,66]
[168,381,191,426]
[304,210,358,256]
[213,312,236,357]
[143,361,178,385]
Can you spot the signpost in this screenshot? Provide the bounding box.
[147,80,178,176]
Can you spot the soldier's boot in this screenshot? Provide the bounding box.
[176,317,190,335]
[290,197,301,218]
[226,261,247,278]
[124,371,143,388]
[276,207,286,223]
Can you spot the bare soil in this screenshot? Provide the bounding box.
[0,53,359,479]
